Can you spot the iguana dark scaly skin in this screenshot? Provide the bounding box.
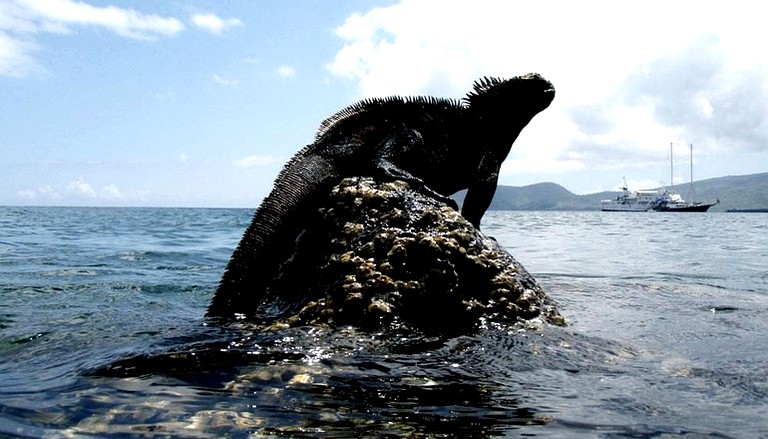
[207,73,555,319]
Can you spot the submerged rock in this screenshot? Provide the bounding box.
[263,177,564,333]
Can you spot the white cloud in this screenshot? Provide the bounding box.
[12,0,184,39]
[68,178,97,198]
[234,155,284,168]
[16,188,36,199]
[328,0,768,183]
[212,73,238,87]
[102,183,122,198]
[0,0,184,77]
[191,13,242,34]
[0,30,42,77]
[276,65,296,78]
[179,153,189,163]
[16,186,51,200]
[17,179,141,204]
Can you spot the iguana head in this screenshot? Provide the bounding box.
[464,73,555,122]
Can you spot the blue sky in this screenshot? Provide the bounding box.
[2,0,767,207]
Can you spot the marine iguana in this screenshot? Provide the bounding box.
[207,73,555,319]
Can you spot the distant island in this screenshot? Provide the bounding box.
[455,172,768,212]
[725,208,768,213]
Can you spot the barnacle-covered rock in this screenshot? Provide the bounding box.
[266,177,563,333]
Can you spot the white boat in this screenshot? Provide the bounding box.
[601,183,664,212]
[654,143,718,212]
[652,191,719,212]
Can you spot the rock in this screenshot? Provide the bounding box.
[263,177,564,333]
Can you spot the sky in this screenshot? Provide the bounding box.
[1,0,767,207]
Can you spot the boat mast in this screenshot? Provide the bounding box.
[669,142,674,192]
[689,143,695,202]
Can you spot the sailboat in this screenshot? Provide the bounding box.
[651,143,719,212]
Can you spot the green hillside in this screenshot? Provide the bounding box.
[454,172,768,211]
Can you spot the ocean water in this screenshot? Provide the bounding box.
[0,206,766,438]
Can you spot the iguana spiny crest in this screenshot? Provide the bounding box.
[315,73,554,142]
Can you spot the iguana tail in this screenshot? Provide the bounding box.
[206,152,339,319]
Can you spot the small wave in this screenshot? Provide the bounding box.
[40,268,99,277]
[700,305,741,313]
[10,332,50,345]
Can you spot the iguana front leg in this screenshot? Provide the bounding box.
[461,156,500,229]
[374,157,459,210]
[462,179,496,228]
[373,129,459,209]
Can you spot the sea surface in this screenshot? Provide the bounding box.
[0,206,766,438]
